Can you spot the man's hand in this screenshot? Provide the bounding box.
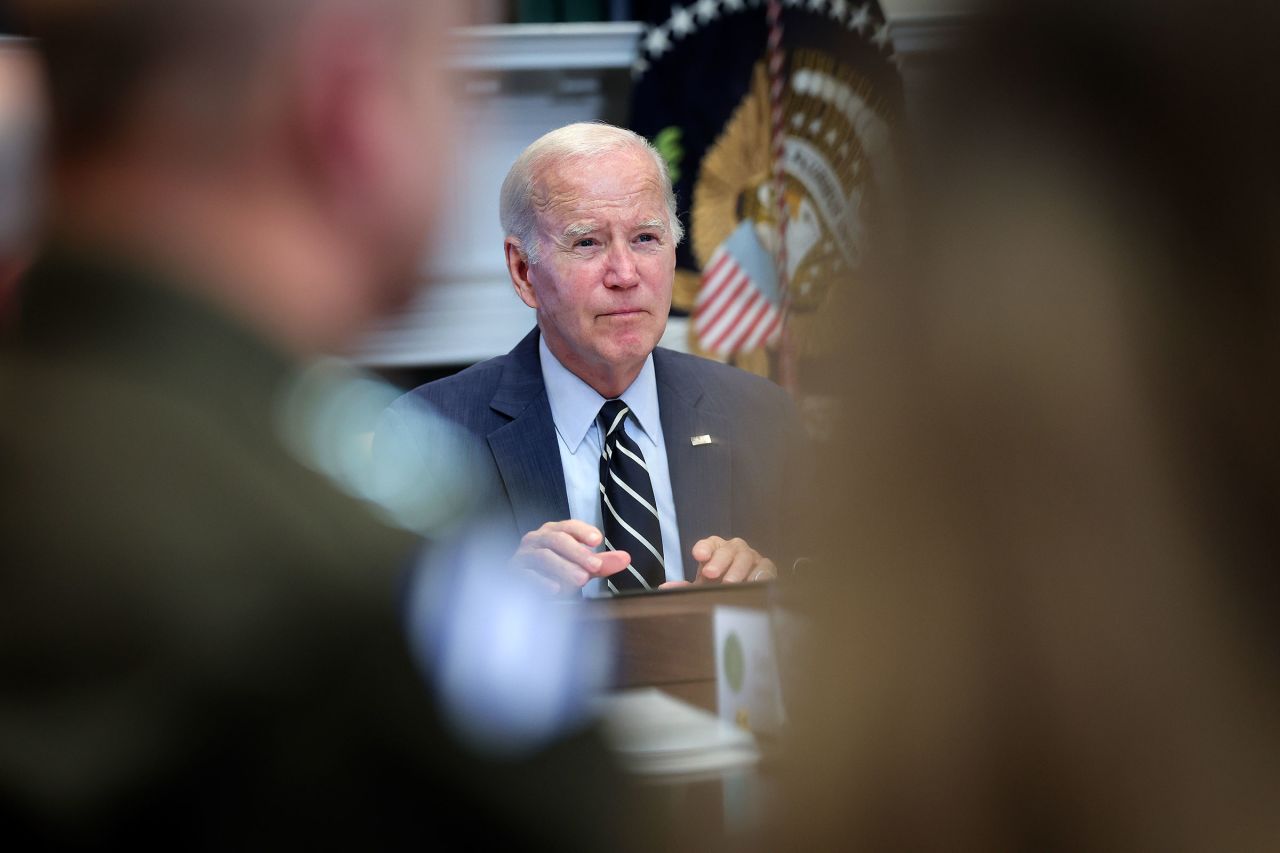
[513,519,630,595]
[660,535,778,588]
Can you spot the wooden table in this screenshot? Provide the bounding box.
[578,582,773,712]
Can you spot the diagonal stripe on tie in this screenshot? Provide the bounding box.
[610,451,653,496]
[599,487,665,568]
[607,469,659,518]
[606,411,628,438]
[605,446,661,526]
[597,398,665,591]
[603,536,653,591]
[616,442,647,471]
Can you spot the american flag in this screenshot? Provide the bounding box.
[693,220,782,358]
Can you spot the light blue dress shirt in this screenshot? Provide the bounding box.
[538,336,685,596]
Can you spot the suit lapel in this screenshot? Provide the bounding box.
[488,330,570,535]
[655,350,734,581]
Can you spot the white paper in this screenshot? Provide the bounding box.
[593,688,760,778]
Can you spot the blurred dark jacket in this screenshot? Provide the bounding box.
[0,245,619,850]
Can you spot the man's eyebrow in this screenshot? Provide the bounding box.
[560,218,667,240]
[562,222,598,240]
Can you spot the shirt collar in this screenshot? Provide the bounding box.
[539,334,660,453]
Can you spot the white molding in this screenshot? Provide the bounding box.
[450,23,645,71]
[448,15,967,74]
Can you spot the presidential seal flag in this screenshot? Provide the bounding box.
[629,0,904,385]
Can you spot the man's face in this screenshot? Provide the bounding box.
[521,147,676,390]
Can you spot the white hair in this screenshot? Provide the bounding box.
[499,122,683,265]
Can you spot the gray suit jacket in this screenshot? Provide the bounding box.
[379,328,804,580]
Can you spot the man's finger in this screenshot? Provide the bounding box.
[519,547,591,589]
[534,550,590,588]
[747,559,778,582]
[523,526,604,572]
[545,519,604,548]
[697,541,737,581]
[690,535,724,565]
[659,580,691,590]
[722,547,758,583]
[594,550,632,577]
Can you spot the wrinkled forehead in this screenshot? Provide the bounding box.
[530,149,666,225]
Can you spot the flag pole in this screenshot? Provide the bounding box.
[766,0,797,396]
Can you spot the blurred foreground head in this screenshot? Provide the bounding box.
[14,0,456,352]
[776,0,1280,850]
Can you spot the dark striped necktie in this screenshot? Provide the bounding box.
[597,399,665,593]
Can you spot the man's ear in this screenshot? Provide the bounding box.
[506,238,538,309]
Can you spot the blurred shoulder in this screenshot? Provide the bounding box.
[385,352,513,430]
[399,354,508,406]
[0,355,413,580]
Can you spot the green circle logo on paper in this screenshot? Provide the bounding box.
[723,631,745,693]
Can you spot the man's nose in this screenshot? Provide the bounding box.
[603,243,639,288]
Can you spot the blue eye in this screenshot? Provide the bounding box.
[575,238,598,248]
[636,233,656,243]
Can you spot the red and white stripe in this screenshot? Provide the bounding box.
[693,246,782,357]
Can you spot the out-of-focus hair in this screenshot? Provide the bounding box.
[499,122,683,265]
[14,0,276,158]
[11,0,418,161]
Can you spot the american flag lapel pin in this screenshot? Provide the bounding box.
[690,434,713,446]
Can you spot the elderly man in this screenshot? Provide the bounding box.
[380,123,802,596]
[0,2,618,847]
